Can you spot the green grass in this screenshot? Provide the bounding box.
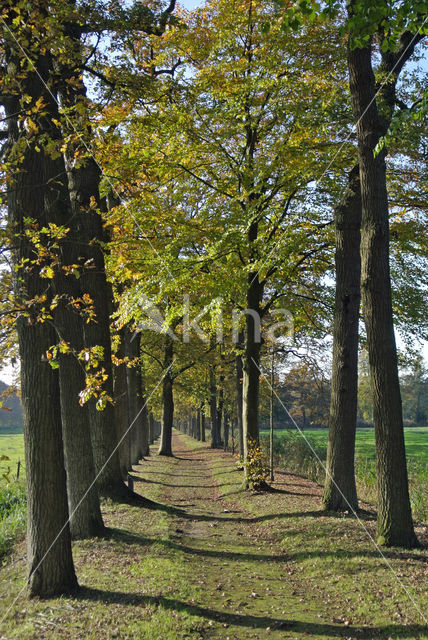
[0,432,24,482]
[260,427,428,522]
[0,481,26,561]
[1,433,428,639]
[260,426,428,463]
[0,432,26,561]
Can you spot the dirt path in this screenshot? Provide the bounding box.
[1,430,427,640]
[137,432,323,639]
[131,432,428,640]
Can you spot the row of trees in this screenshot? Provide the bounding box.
[0,0,426,598]
[0,0,175,597]
[101,0,425,545]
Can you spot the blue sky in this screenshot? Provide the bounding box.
[179,0,203,9]
[181,0,202,7]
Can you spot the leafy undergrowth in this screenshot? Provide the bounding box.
[0,481,26,562]
[1,431,427,639]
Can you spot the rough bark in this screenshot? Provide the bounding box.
[54,308,104,539]
[58,33,125,498]
[39,91,104,539]
[158,335,174,456]
[323,166,361,512]
[3,69,77,594]
[347,31,417,546]
[20,321,78,596]
[67,158,125,496]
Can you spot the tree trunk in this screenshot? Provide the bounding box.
[139,363,150,456]
[20,321,78,596]
[217,376,224,447]
[148,412,155,444]
[223,410,229,451]
[236,352,244,458]
[209,368,221,447]
[66,159,125,496]
[323,166,361,512]
[196,407,202,441]
[269,352,275,483]
[201,408,206,442]
[347,36,417,547]
[242,267,263,466]
[3,68,77,594]
[38,96,104,539]
[158,335,174,456]
[113,330,131,478]
[125,330,143,464]
[55,310,104,539]
[58,45,125,498]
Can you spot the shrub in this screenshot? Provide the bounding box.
[244,439,270,489]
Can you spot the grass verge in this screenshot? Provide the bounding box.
[260,431,428,522]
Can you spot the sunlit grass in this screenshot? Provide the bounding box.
[260,427,428,522]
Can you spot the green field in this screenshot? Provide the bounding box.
[1,427,427,481]
[261,426,428,463]
[259,426,428,521]
[0,431,24,482]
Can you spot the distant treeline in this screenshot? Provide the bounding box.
[258,360,428,430]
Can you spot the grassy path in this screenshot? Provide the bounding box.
[0,431,427,639]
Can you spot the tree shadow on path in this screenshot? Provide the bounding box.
[75,587,428,639]
[106,527,428,565]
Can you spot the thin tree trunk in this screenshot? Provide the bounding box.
[140,371,150,456]
[210,368,221,447]
[242,266,263,466]
[125,330,144,464]
[158,335,174,456]
[113,330,131,478]
[196,408,202,441]
[236,351,244,458]
[231,419,236,455]
[323,166,361,512]
[201,407,206,442]
[148,412,155,444]
[348,34,417,547]
[270,351,275,483]
[223,410,229,451]
[217,377,224,447]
